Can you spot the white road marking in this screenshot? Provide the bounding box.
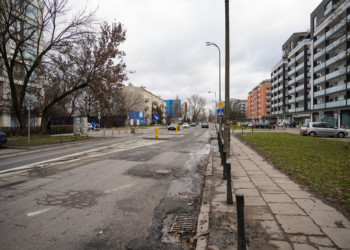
[104,184,135,193]
[27,208,52,217]
[0,139,165,175]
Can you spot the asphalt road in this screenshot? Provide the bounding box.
[0,126,211,249]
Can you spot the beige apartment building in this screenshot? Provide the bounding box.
[124,84,167,125]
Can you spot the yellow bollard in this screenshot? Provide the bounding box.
[155,127,159,138]
[176,125,178,133]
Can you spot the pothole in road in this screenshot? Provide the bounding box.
[36,190,104,209]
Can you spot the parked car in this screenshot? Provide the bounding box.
[168,123,180,130]
[286,121,297,128]
[190,122,196,127]
[0,128,7,145]
[299,122,348,138]
[201,122,209,128]
[182,122,190,128]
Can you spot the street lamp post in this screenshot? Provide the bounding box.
[208,91,217,130]
[206,41,222,137]
[224,0,231,156]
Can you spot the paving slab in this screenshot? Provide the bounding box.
[275,215,323,235]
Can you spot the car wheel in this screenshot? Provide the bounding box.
[337,132,345,138]
[309,131,316,137]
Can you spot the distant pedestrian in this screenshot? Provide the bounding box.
[91,122,96,131]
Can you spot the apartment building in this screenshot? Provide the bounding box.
[124,84,167,125]
[311,0,350,128]
[247,80,272,122]
[0,0,43,127]
[270,0,350,128]
[271,59,288,120]
[284,33,312,123]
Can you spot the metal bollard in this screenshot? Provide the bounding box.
[222,151,227,180]
[226,163,233,204]
[236,194,246,250]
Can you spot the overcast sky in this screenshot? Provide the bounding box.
[70,0,321,105]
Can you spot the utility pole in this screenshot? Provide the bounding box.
[224,0,231,156]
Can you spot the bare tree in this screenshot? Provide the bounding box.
[40,22,127,131]
[170,95,181,122]
[0,0,95,131]
[188,94,206,122]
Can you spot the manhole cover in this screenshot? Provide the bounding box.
[169,214,196,233]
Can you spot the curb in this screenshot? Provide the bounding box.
[196,150,213,249]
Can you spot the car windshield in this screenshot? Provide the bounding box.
[302,123,309,127]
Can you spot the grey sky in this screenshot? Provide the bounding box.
[70,0,321,104]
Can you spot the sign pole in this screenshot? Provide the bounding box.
[28,100,31,145]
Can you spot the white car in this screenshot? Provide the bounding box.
[182,122,190,128]
[87,123,93,131]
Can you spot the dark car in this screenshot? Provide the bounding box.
[190,122,196,127]
[0,128,7,145]
[168,123,180,130]
[201,122,209,128]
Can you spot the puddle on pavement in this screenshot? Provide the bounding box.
[166,177,193,197]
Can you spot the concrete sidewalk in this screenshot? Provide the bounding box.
[196,131,350,249]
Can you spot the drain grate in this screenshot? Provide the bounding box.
[169,214,196,233]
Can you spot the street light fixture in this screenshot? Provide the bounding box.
[206,42,222,136]
[208,91,217,129]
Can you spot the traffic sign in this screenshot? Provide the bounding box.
[217,108,224,116]
[218,101,224,108]
[153,114,159,121]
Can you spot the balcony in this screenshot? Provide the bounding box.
[295,74,304,83]
[325,50,347,67]
[295,62,304,72]
[288,108,295,113]
[278,102,283,106]
[314,49,325,61]
[325,17,347,40]
[296,96,304,102]
[288,78,296,86]
[296,107,305,112]
[288,69,295,76]
[288,89,295,95]
[314,76,325,85]
[325,67,346,82]
[314,89,325,97]
[314,103,325,109]
[295,51,305,61]
[325,83,346,95]
[326,35,346,53]
[278,85,283,91]
[289,98,296,103]
[326,99,346,108]
[295,85,304,92]
[314,35,325,47]
[278,93,283,99]
[288,59,295,67]
[314,62,325,73]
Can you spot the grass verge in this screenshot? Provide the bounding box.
[238,133,350,214]
[7,135,92,146]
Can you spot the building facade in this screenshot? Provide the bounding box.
[124,84,167,125]
[165,99,182,123]
[270,0,350,128]
[0,0,43,127]
[247,80,272,122]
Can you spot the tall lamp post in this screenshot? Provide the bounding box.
[208,91,217,130]
[206,41,222,136]
[224,0,231,156]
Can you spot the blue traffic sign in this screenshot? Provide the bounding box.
[153,114,160,120]
[217,109,224,116]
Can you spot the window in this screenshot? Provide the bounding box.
[324,1,332,15]
[24,22,38,41]
[313,16,317,30]
[24,2,38,20]
[23,43,37,61]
